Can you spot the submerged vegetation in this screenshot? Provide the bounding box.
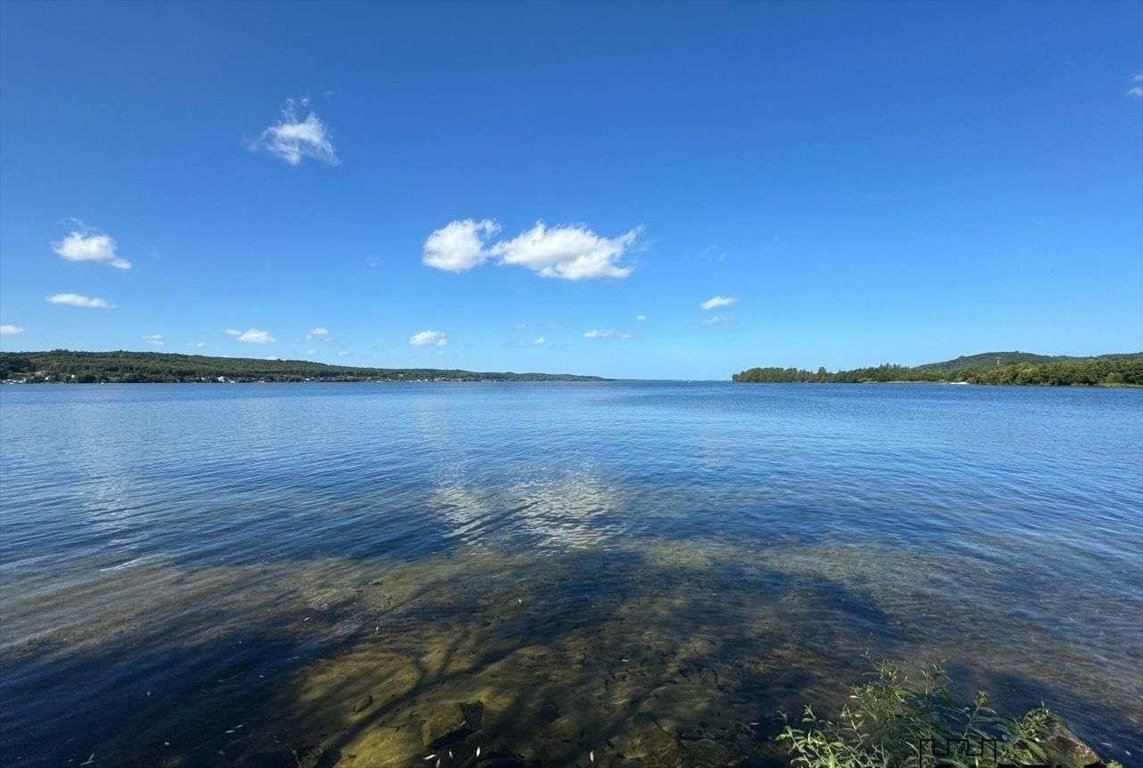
[733,352,1143,386]
[0,350,604,383]
[7,540,1136,767]
[777,663,1118,768]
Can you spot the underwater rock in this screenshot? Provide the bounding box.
[422,701,485,748]
[675,727,707,742]
[351,693,373,713]
[538,701,559,723]
[635,721,683,768]
[679,738,726,767]
[1043,720,1102,766]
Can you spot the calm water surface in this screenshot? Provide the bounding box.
[1,383,1141,767]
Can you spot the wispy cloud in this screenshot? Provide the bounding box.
[423,219,500,272]
[531,336,546,346]
[701,315,727,325]
[701,295,738,310]
[583,329,632,340]
[698,244,727,263]
[306,326,330,339]
[424,219,639,280]
[253,98,339,166]
[190,341,206,349]
[635,314,647,322]
[226,328,275,343]
[143,333,165,346]
[410,329,448,347]
[1129,73,1143,98]
[46,293,112,309]
[53,230,131,269]
[0,324,24,335]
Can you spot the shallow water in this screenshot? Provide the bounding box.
[1,382,1140,766]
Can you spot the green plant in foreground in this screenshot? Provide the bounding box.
[776,663,1122,768]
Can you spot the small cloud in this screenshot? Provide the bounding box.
[1129,72,1143,98]
[701,295,738,310]
[410,329,448,347]
[143,333,165,346]
[423,219,500,272]
[0,324,24,335]
[635,314,647,322]
[253,98,339,166]
[337,350,350,357]
[531,336,546,346]
[583,329,632,340]
[46,293,112,309]
[227,328,275,343]
[189,341,206,349]
[701,315,727,325]
[306,326,330,339]
[52,230,131,269]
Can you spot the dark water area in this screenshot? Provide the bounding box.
[1,382,1140,767]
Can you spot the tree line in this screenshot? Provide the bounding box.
[0,350,603,383]
[733,355,1143,386]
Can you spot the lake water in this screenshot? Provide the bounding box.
[1,382,1140,767]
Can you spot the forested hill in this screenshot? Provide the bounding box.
[0,350,605,383]
[914,351,1141,372]
[733,352,1143,386]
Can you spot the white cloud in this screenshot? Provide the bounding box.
[253,98,339,166]
[531,336,546,346]
[190,341,206,349]
[423,219,500,272]
[424,219,639,280]
[583,329,631,340]
[0,324,24,335]
[491,222,638,280]
[635,314,647,322]
[701,315,727,325]
[227,328,275,343]
[143,333,165,346]
[306,326,330,339]
[1129,73,1143,98]
[46,293,112,309]
[410,329,448,347]
[701,295,738,310]
[337,351,350,357]
[52,231,131,269]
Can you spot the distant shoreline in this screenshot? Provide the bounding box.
[732,351,1143,388]
[0,350,606,384]
[0,378,612,385]
[731,379,1143,388]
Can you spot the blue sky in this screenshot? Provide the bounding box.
[1,1,1140,379]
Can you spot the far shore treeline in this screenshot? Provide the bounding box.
[733,351,1143,386]
[0,350,604,384]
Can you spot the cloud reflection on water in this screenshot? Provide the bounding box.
[432,474,624,549]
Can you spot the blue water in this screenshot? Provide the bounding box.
[1,382,1141,766]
